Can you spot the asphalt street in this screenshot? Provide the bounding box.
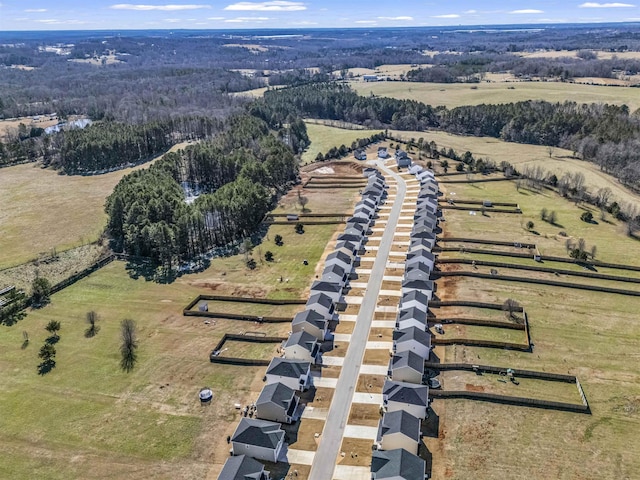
[308,161,407,480]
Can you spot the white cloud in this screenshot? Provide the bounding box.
[25,8,47,12]
[224,16,270,21]
[509,9,544,14]
[378,16,413,21]
[579,2,635,6]
[35,18,90,24]
[110,4,211,11]
[464,9,477,14]
[207,16,225,19]
[355,20,377,24]
[289,20,317,25]
[432,14,460,18]
[224,1,306,11]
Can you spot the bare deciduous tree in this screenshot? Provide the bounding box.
[120,319,138,372]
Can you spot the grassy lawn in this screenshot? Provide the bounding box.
[439,180,640,267]
[351,79,640,111]
[433,177,640,480]
[0,142,191,270]
[0,180,358,478]
[388,129,640,207]
[302,122,383,165]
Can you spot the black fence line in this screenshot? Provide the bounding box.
[439,205,522,214]
[438,258,640,284]
[435,271,640,297]
[210,333,286,362]
[437,238,536,249]
[184,294,305,312]
[434,246,640,272]
[49,255,116,296]
[429,300,524,312]
[438,177,514,184]
[430,317,525,330]
[305,184,367,189]
[431,337,530,351]
[424,362,576,382]
[210,357,272,366]
[185,310,293,323]
[269,213,348,218]
[439,200,520,207]
[429,390,590,414]
[264,220,346,225]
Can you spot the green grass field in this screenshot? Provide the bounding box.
[0,180,358,479]
[302,122,383,165]
[389,129,640,207]
[0,142,191,271]
[429,177,640,480]
[351,79,640,111]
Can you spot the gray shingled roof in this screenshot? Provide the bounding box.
[335,240,359,253]
[266,358,310,379]
[398,307,428,325]
[371,448,425,479]
[256,382,297,413]
[327,250,353,265]
[402,278,434,292]
[412,225,435,236]
[404,265,431,282]
[337,233,362,243]
[393,326,431,347]
[323,263,347,280]
[409,237,436,249]
[406,249,435,263]
[307,292,334,311]
[401,290,429,308]
[391,350,425,375]
[218,455,267,480]
[231,418,284,449]
[310,281,342,295]
[376,410,421,443]
[284,330,319,352]
[383,380,428,407]
[292,309,327,329]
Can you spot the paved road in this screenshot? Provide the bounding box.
[308,161,407,480]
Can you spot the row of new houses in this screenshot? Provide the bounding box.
[371,164,441,480]
[218,169,388,480]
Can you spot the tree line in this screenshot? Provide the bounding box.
[105,114,305,268]
[255,83,640,191]
[0,116,223,173]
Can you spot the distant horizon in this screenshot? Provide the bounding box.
[2,0,640,32]
[2,21,640,36]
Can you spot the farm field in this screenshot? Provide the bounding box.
[389,129,640,207]
[430,177,640,480]
[0,142,192,270]
[0,175,360,479]
[302,122,383,165]
[350,79,640,111]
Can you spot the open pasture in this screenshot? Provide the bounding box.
[351,79,640,111]
[302,122,383,165]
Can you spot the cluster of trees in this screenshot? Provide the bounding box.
[315,132,386,162]
[0,116,223,172]
[252,83,440,131]
[105,114,304,266]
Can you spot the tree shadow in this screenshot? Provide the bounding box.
[45,335,59,345]
[84,326,100,338]
[37,359,56,375]
[21,339,30,350]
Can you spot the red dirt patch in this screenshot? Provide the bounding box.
[465,383,485,392]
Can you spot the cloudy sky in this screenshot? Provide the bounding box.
[1,1,640,30]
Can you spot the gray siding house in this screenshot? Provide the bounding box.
[376,410,421,454]
[231,418,285,463]
[388,350,425,384]
[382,380,429,419]
[218,455,270,480]
[265,358,311,392]
[255,382,300,424]
[371,448,426,480]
